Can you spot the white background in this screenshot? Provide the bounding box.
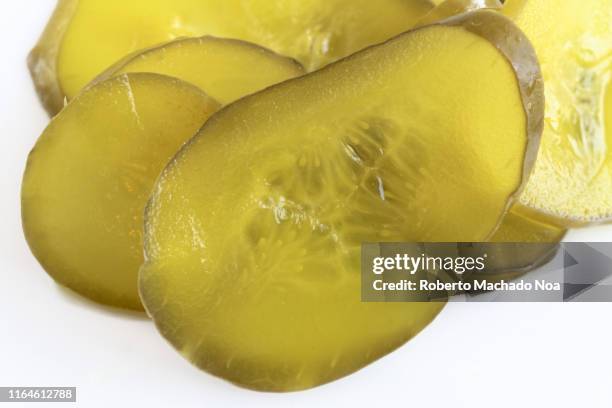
[1,2,612,407]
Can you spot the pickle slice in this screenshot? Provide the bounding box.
[503,0,612,224]
[30,0,434,115]
[461,207,566,285]
[140,11,543,391]
[22,74,220,310]
[94,36,305,106]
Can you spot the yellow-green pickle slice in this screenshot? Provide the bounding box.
[29,0,434,115]
[503,0,612,225]
[22,74,221,310]
[140,11,543,391]
[94,36,305,106]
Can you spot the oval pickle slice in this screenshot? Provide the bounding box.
[503,0,612,225]
[94,36,305,106]
[140,11,543,391]
[29,0,434,115]
[22,74,221,310]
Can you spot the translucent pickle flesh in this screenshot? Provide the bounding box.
[504,0,612,225]
[22,74,220,310]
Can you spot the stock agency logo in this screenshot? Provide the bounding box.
[361,243,612,302]
[372,252,487,275]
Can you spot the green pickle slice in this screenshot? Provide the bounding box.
[94,36,305,106]
[504,0,612,225]
[30,0,434,115]
[140,11,543,391]
[22,74,221,310]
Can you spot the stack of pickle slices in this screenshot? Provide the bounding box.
[21,0,611,392]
